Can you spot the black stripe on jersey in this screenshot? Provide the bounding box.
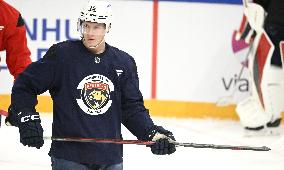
[16,14,25,27]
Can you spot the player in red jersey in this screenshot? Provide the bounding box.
[0,0,32,123]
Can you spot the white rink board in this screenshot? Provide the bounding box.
[1,0,249,104]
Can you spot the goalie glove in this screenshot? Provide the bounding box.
[148,126,176,155]
[6,106,44,149]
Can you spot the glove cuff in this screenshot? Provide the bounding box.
[6,106,40,127]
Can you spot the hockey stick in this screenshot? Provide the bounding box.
[44,136,271,151]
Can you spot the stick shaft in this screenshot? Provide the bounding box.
[44,137,271,151]
[44,136,155,145]
[173,142,270,151]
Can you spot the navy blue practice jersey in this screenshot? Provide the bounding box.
[11,40,155,165]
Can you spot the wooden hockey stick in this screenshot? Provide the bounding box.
[44,136,271,151]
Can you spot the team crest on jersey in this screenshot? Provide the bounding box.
[76,74,114,115]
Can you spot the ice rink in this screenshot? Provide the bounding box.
[1,115,284,170]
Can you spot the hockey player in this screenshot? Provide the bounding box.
[236,0,284,135]
[0,0,31,78]
[5,0,176,169]
[0,0,31,123]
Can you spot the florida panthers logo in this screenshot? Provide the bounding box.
[76,74,114,115]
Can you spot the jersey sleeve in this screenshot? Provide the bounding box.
[11,45,60,112]
[5,13,31,79]
[121,56,155,141]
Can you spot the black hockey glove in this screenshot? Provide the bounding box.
[148,126,176,155]
[6,106,44,149]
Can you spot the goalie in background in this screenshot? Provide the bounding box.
[0,0,32,125]
[5,0,176,169]
[235,0,284,136]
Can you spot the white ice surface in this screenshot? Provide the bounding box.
[1,115,284,170]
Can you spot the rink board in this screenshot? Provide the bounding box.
[0,94,238,119]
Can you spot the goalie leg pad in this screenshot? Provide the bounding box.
[236,96,271,128]
[261,65,284,123]
[244,3,265,33]
[237,31,274,128]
